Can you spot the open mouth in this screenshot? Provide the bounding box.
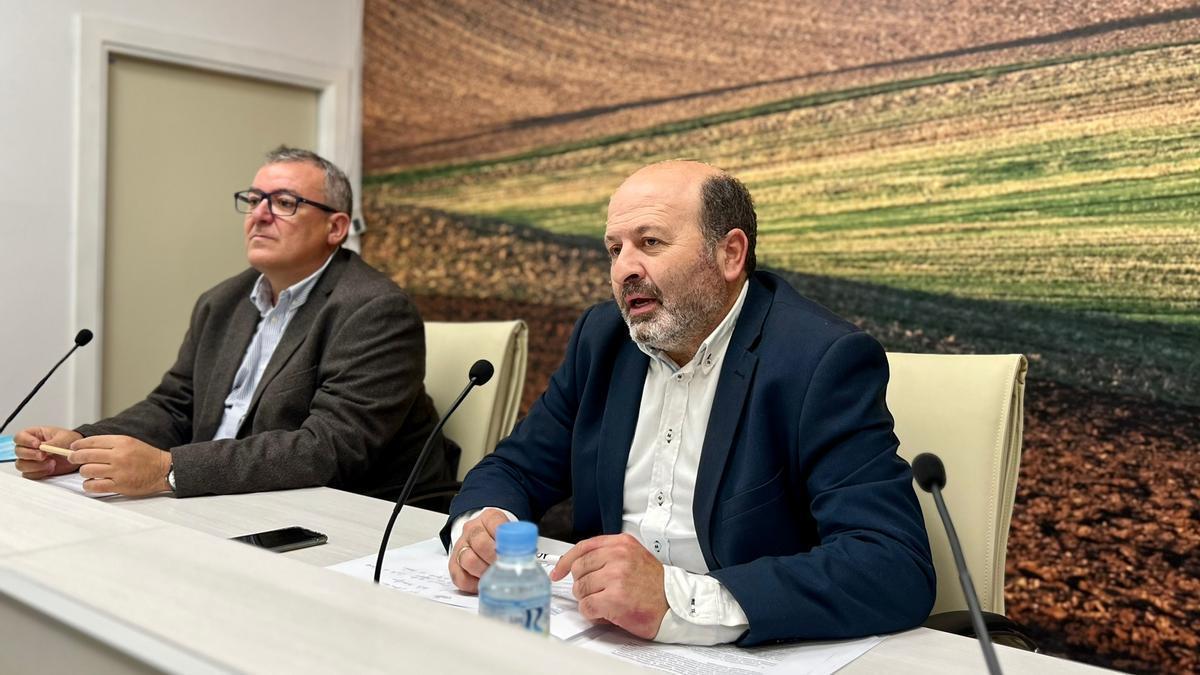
[626,295,659,316]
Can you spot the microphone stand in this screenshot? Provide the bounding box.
[2,330,93,434]
[374,361,493,583]
[914,452,1002,675]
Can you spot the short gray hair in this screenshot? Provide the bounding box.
[700,173,757,274]
[264,146,353,215]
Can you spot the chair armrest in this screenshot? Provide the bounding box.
[924,610,1040,652]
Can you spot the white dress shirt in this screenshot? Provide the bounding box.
[452,281,751,645]
[212,253,335,440]
[622,280,750,645]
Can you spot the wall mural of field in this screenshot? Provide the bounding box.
[361,2,1200,671]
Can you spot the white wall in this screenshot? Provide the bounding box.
[0,1,363,432]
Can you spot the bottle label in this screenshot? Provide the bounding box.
[479,595,551,636]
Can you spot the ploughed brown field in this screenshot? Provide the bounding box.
[364,0,1200,171]
[363,206,1199,673]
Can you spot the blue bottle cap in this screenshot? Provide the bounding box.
[495,521,538,556]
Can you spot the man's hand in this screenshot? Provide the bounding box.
[550,534,669,639]
[67,435,172,497]
[13,426,84,479]
[448,509,511,593]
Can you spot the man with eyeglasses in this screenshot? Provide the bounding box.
[14,147,458,500]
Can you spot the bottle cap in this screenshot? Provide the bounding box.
[495,521,538,556]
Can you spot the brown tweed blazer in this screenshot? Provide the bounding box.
[77,248,458,498]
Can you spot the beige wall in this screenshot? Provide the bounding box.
[103,56,318,416]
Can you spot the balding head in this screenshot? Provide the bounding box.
[609,161,756,277]
[604,161,753,365]
[608,161,719,231]
[614,160,724,196]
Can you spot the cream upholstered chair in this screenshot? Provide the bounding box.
[885,352,1028,619]
[424,320,528,481]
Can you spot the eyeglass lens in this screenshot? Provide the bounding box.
[236,191,300,216]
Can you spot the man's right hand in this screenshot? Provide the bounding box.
[448,509,511,594]
[13,426,83,480]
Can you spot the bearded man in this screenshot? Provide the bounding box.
[442,161,934,646]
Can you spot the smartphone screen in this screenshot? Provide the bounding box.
[231,526,327,553]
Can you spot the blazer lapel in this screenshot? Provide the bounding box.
[195,293,260,441]
[241,250,348,432]
[693,276,772,568]
[596,340,649,534]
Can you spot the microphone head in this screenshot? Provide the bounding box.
[469,359,494,386]
[912,453,947,493]
[74,329,94,347]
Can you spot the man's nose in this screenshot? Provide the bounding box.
[250,197,274,222]
[611,248,644,285]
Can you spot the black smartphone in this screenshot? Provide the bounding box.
[231,526,327,553]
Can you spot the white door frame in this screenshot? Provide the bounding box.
[72,15,358,423]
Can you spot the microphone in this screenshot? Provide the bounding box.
[1,329,94,434]
[374,359,494,583]
[912,453,1002,675]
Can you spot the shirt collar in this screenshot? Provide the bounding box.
[249,250,337,316]
[635,280,749,374]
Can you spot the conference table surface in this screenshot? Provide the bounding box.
[0,464,1112,674]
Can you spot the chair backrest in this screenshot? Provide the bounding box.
[424,321,528,481]
[885,352,1028,616]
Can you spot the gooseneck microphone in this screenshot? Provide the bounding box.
[374,359,495,583]
[1,329,94,434]
[912,453,1002,675]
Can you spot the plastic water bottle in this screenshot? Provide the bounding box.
[478,521,551,636]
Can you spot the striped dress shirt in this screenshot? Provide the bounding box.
[212,253,335,440]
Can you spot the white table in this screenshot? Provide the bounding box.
[0,467,642,674]
[0,464,1111,673]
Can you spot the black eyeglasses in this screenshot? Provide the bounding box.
[234,189,340,216]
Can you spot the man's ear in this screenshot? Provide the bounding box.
[327,212,351,246]
[717,228,749,282]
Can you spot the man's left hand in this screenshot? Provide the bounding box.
[550,533,668,639]
[68,435,172,497]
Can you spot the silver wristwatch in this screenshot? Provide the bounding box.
[166,466,177,493]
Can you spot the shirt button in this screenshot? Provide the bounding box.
[665,429,673,442]
[656,491,664,505]
[675,373,683,381]
[653,540,662,552]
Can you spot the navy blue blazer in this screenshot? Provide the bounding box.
[445,272,935,645]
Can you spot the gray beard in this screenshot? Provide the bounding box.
[620,257,727,357]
